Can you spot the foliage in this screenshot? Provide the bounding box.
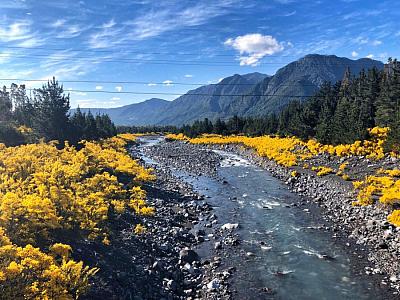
[312,166,334,176]
[0,230,99,300]
[173,59,400,150]
[387,210,400,227]
[0,78,117,146]
[0,133,155,297]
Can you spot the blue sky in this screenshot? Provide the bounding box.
[0,0,399,108]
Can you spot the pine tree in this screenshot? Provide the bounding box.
[0,86,12,122]
[32,77,71,142]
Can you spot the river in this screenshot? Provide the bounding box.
[137,136,380,300]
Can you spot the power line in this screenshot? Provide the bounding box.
[1,45,302,58]
[0,77,326,87]
[0,52,384,67]
[4,87,326,98]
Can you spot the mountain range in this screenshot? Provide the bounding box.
[74,54,384,126]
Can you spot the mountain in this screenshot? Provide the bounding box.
[72,98,169,125]
[155,72,269,125]
[73,55,384,126]
[231,54,384,116]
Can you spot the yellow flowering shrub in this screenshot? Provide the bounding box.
[0,239,98,299]
[387,210,400,227]
[352,176,395,206]
[134,224,146,235]
[379,179,400,205]
[312,166,334,176]
[0,133,155,298]
[168,127,396,222]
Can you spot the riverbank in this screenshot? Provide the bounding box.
[221,143,400,293]
[129,139,236,299]
[141,137,398,299]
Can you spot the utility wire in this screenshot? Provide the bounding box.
[0,77,330,87]
[1,45,302,58]
[0,53,384,66]
[4,87,326,98]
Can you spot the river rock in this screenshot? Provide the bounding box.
[221,223,239,230]
[179,249,200,264]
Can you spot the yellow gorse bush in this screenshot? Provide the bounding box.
[312,166,334,176]
[168,127,399,226]
[0,133,155,298]
[387,210,400,227]
[0,228,98,299]
[167,127,389,166]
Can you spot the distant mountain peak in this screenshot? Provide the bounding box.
[77,54,384,126]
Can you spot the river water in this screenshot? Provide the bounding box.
[137,137,379,300]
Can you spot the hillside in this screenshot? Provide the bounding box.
[155,72,269,125]
[237,54,384,116]
[72,98,169,125]
[77,55,384,126]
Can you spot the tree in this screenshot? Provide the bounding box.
[11,84,34,127]
[32,78,71,142]
[0,86,12,122]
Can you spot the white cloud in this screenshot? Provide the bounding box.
[72,91,87,96]
[102,19,116,29]
[111,97,120,101]
[355,36,369,45]
[163,80,173,86]
[0,21,32,42]
[88,1,242,48]
[88,25,124,48]
[51,19,67,28]
[224,33,284,66]
[0,52,11,64]
[184,74,193,78]
[75,99,120,108]
[18,37,45,47]
[95,85,103,90]
[371,40,382,46]
[351,51,359,57]
[282,11,296,17]
[115,86,123,92]
[147,83,157,86]
[56,24,88,39]
[366,54,374,59]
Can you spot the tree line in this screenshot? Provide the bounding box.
[175,59,400,152]
[0,78,116,146]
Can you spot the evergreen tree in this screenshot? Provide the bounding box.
[0,86,12,122]
[32,78,71,142]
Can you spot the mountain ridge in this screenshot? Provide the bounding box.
[74,54,384,126]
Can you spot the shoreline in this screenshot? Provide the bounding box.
[206,142,400,297]
[130,137,399,299]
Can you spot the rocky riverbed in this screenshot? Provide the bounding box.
[136,137,399,299]
[222,143,400,294]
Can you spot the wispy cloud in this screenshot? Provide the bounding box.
[163,80,173,86]
[95,85,103,90]
[56,24,89,39]
[371,39,382,46]
[115,86,123,92]
[0,21,33,42]
[0,0,28,9]
[88,1,242,48]
[282,10,296,17]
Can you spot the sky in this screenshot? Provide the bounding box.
[0,0,399,108]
